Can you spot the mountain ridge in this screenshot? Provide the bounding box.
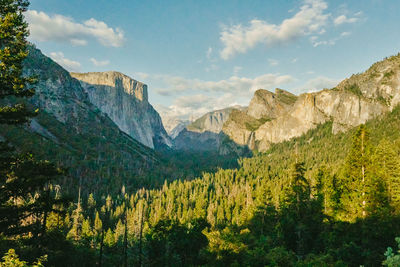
[70,71,171,149]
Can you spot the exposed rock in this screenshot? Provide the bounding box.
[3,45,160,194]
[254,90,387,151]
[29,119,59,143]
[186,107,239,133]
[174,128,222,151]
[70,71,171,149]
[222,54,400,152]
[173,107,243,152]
[336,53,400,106]
[222,109,258,150]
[247,88,297,119]
[163,118,191,139]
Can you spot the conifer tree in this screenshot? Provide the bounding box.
[0,0,69,241]
[341,124,372,220]
[0,0,36,124]
[372,139,400,213]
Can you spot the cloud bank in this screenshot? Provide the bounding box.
[26,10,125,47]
[219,0,329,59]
[49,52,81,72]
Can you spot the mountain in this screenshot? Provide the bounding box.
[0,46,163,194]
[222,54,400,151]
[173,107,246,153]
[247,88,298,119]
[70,71,171,149]
[223,88,297,150]
[163,118,191,139]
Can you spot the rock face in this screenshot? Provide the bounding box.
[173,107,239,151]
[1,46,160,194]
[186,107,238,134]
[223,88,298,150]
[247,88,297,119]
[222,54,400,151]
[70,72,171,149]
[163,118,191,139]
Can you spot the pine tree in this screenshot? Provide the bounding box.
[341,124,372,220]
[0,0,68,241]
[0,0,36,124]
[372,139,400,213]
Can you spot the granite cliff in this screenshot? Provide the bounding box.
[0,46,160,194]
[222,54,400,151]
[173,107,241,152]
[163,118,191,139]
[70,71,171,149]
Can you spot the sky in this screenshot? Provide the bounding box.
[27,0,400,123]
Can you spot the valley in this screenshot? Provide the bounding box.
[2,1,400,266]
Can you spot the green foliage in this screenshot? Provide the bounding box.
[275,89,298,105]
[383,237,400,267]
[0,249,46,267]
[0,0,36,124]
[384,70,395,78]
[245,116,271,131]
[343,83,363,97]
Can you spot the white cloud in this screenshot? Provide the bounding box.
[49,52,81,72]
[310,30,351,47]
[206,47,213,59]
[291,58,298,63]
[155,73,295,96]
[298,76,339,93]
[90,58,110,67]
[334,14,358,25]
[26,10,125,47]
[268,59,279,66]
[311,38,336,47]
[156,93,244,121]
[340,31,351,37]
[219,0,329,59]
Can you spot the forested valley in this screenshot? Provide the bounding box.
[2,1,400,266]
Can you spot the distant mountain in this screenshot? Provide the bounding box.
[163,118,191,139]
[223,54,400,151]
[173,106,249,155]
[70,71,171,150]
[172,53,400,153]
[0,46,161,194]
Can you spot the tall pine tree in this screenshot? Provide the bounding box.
[341,124,372,220]
[0,0,67,240]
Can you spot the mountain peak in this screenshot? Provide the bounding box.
[71,71,148,102]
[71,71,171,149]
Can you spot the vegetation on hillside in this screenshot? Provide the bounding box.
[2,1,400,266]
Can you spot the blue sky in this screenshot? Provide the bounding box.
[27,0,400,122]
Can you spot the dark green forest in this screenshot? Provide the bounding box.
[2,1,400,266]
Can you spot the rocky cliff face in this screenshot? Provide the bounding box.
[1,46,160,194]
[222,88,297,150]
[173,107,240,151]
[222,54,400,151]
[247,88,297,119]
[186,107,238,133]
[163,118,191,139]
[70,72,171,149]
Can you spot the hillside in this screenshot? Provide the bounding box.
[0,46,163,195]
[173,106,248,154]
[220,55,400,152]
[45,99,400,266]
[70,72,171,150]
